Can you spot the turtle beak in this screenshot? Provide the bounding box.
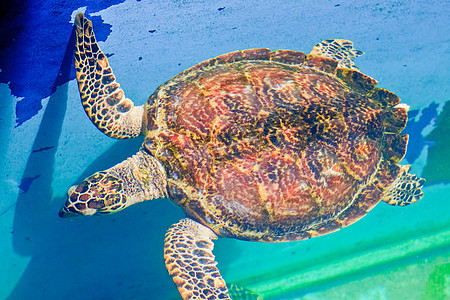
[58,185,85,218]
[58,206,80,218]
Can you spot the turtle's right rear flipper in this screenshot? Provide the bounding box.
[74,13,143,139]
[164,218,231,300]
[382,165,425,206]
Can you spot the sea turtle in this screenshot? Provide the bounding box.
[59,13,425,299]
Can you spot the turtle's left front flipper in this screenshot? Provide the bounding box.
[164,218,231,300]
[74,13,144,139]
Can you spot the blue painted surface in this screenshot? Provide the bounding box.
[0,1,124,126]
[1,1,449,299]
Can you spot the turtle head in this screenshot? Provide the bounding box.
[58,172,129,218]
[59,150,168,218]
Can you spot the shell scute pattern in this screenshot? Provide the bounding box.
[270,49,306,65]
[143,49,408,241]
[305,54,338,73]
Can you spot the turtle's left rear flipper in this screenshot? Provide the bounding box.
[310,39,364,70]
[74,13,143,139]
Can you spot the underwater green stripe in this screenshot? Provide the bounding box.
[247,229,450,297]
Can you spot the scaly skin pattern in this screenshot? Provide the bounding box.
[74,13,143,139]
[164,219,230,300]
[60,171,127,216]
[59,150,167,217]
[310,39,364,70]
[142,49,418,242]
[382,165,425,206]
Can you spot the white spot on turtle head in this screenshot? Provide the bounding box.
[68,185,77,195]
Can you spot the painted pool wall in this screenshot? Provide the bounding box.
[1,1,449,299]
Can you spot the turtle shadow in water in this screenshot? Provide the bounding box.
[8,30,240,300]
[10,132,241,300]
[11,24,76,257]
[8,27,178,298]
[9,27,75,300]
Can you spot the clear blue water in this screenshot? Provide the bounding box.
[0,1,449,299]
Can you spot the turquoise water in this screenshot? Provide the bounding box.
[0,1,449,299]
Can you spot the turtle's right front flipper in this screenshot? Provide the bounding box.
[74,13,144,139]
[164,219,231,300]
